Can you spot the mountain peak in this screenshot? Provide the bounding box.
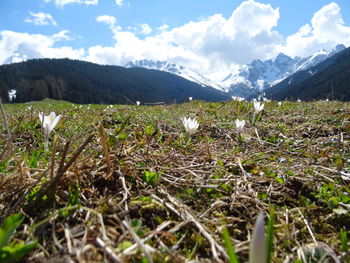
[275,53,292,62]
[331,44,346,53]
[275,53,292,61]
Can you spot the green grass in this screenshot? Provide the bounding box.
[0,99,349,262]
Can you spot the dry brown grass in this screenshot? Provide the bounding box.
[0,100,349,262]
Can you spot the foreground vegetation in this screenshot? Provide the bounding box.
[0,98,349,262]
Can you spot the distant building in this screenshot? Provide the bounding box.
[8,89,16,102]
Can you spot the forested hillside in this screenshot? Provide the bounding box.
[0,59,230,104]
[265,47,350,101]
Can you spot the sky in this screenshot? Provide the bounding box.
[1,0,350,80]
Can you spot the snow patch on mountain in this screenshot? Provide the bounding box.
[125,60,225,91]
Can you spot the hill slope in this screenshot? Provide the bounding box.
[0,58,230,104]
[265,46,350,101]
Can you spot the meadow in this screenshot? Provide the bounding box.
[0,98,349,262]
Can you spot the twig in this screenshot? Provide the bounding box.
[216,99,232,112]
[64,224,74,254]
[96,237,123,263]
[254,127,263,144]
[98,212,108,241]
[57,138,71,176]
[117,170,130,209]
[50,135,58,180]
[152,189,228,261]
[122,220,154,263]
[34,134,94,207]
[0,98,11,143]
[120,220,173,256]
[297,208,318,245]
[236,157,247,178]
[7,167,50,215]
[99,124,112,175]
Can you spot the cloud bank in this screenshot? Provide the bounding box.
[0,30,83,64]
[279,2,350,57]
[1,1,350,78]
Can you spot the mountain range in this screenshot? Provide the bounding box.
[0,59,229,104]
[0,44,349,104]
[264,45,350,100]
[125,44,347,99]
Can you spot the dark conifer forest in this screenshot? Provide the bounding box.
[0,58,230,104]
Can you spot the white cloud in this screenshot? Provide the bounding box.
[280,2,350,57]
[96,15,117,29]
[52,30,73,41]
[0,30,84,64]
[139,24,152,35]
[115,0,123,6]
[229,0,280,36]
[87,0,283,78]
[86,1,350,78]
[158,24,169,32]
[96,15,121,36]
[43,0,98,7]
[25,11,57,26]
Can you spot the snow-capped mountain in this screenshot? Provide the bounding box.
[125,60,225,91]
[223,44,346,97]
[295,44,346,71]
[124,44,346,99]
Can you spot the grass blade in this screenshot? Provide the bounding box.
[222,226,239,263]
[266,208,275,263]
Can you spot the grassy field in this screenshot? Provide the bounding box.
[0,98,349,262]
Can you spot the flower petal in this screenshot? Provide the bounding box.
[249,212,266,263]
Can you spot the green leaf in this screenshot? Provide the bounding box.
[0,241,37,263]
[118,132,128,140]
[115,114,132,137]
[142,170,160,186]
[145,125,155,137]
[266,208,275,263]
[118,241,133,251]
[275,177,284,184]
[340,228,349,252]
[222,226,239,263]
[0,214,23,248]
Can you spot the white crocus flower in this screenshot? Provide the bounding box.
[231,96,244,101]
[253,101,265,125]
[136,101,141,106]
[234,119,245,136]
[182,117,199,136]
[189,97,193,101]
[39,112,61,150]
[249,213,266,263]
[253,101,264,115]
[278,101,282,106]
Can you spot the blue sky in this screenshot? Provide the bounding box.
[1,0,350,79]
